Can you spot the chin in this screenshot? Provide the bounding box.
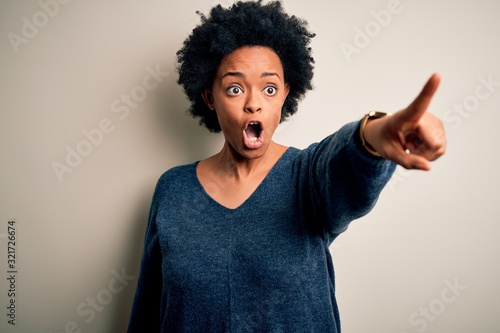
[240,142,272,159]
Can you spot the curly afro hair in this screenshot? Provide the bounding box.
[176,0,315,133]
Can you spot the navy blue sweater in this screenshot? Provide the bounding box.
[128,121,396,332]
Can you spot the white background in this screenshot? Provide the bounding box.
[1,0,499,332]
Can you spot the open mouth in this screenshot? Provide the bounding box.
[243,121,264,149]
[245,121,262,139]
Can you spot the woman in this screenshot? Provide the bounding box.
[128,1,446,332]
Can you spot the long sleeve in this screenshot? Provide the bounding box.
[126,120,396,332]
[298,120,396,241]
[127,186,164,332]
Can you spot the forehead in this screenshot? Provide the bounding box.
[216,46,284,76]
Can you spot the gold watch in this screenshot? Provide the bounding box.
[359,111,391,157]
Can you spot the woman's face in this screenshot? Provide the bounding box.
[204,46,290,159]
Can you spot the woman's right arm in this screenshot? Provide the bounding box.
[127,188,164,332]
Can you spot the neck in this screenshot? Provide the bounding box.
[215,141,280,180]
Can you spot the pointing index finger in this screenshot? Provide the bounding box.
[402,73,441,122]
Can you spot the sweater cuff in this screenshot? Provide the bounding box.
[349,120,396,178]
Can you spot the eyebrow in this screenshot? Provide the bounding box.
[221,72,281,79]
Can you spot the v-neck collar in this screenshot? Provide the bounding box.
[192,147,293,211]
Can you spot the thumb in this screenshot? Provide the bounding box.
[398,73,441,123]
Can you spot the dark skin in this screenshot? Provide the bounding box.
[198,46,446,209]
[363,73,446,170]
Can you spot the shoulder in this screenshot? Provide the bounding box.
[154,162,198,196]
[292,121,360,160]
[159,163,195,180]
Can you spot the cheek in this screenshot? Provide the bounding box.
[272,99,285,121]
[265,106,282,133]
[215,107,242,135]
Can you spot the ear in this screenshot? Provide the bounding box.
[202,89,215,111]
[284,83,290,100]
[282,83,290,105]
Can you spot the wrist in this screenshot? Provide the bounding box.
[359,111,391,157]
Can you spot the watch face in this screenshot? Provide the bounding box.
[368,111,389,119]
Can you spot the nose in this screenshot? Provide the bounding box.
[244,89,262,114]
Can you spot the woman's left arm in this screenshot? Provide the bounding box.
[363,73,447,170]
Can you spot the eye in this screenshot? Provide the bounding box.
[263,85,278,96]
[226,85,243,96]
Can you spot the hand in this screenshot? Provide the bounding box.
[363,73,447,170]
